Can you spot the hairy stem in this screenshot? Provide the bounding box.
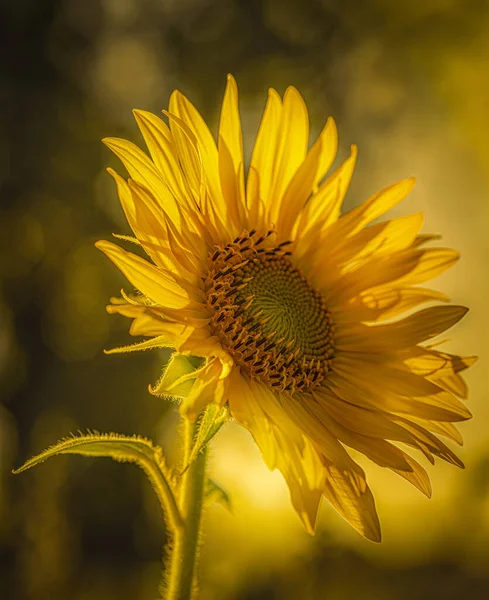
[141,457,184,533]
[165,417,207,600]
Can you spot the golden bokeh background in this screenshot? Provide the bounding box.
[1,0,488,598]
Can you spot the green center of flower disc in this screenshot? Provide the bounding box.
[205,231,335,393]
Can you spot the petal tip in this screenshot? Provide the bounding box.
[94,239,112,253]
[267,87,281,103]
[102,137,117,149]
[325,116,337,134]
[304,521,316,536]
[132,108,146,123]
[366,526,382,543]
[169,89,184,106]
[455,305,469,318]
[284,84,300,98]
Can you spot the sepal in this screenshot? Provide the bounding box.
[186,403,229,467]
[205,478,232,512]
[151,353,204,398]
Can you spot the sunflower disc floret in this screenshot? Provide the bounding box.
[206,229,335,393]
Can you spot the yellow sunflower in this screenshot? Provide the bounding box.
[96,75,475,542]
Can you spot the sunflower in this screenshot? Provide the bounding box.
[96,75,475,542]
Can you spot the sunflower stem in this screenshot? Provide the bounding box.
[165,416,207,600]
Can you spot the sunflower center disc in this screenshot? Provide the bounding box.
[205,231,335,393]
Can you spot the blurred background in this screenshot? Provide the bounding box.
[1,0,488,598]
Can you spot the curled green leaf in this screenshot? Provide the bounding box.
[13,432,183,531]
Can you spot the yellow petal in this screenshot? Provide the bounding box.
[228,372,325,534]
[248,88,282,209]
[282,401,384,540]
[132,109,188,208]
[294,145,357,252]
[434,372,469,398]
[96,240,189,309]
[218,138,244,236]
[322,458,381,542]
[413,233,442,247]
[311,388,413,443]
[103,137,182,225]
[282,117,338,240]
[409,417,463,446]
[107,167,137,230]
[337,305,469,352]
[106,300,205,351]
[278,394,356,472]
[328,366,471,423]
[106,170,183,275]
[107,301,167,336]
[391,452,432,497]
[163,109,203,205]
[331,213,424,272]
[276,133,324,239]
[177,332,233,374]
[395,248,460,285]
[301,177,414,275]
[279,394,381,541]
[311,117,338,190]
[349,286,449,322]
[219,75,243,173]
[340,177,416,235]
[397,347,477,378]
[218,74,246,227]
[245,165,265,230]
[297,394,411,471]
[308,394,431,497]
[393,417,464,468]
[127,179,200,280]
[332,427,414,471]
[331,356,472,419]
[168,90,224,214]
[268,86,309,222]
[332,248,458,302]
[327,251,420,302]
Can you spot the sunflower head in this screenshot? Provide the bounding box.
[205,229,335,393]
[97,75,476,542]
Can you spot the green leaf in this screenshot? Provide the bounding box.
[13,432,167,472]
[13,432,183,530]
[151,353,203,398]
[187,403,229,467]
[205,478,232,512]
